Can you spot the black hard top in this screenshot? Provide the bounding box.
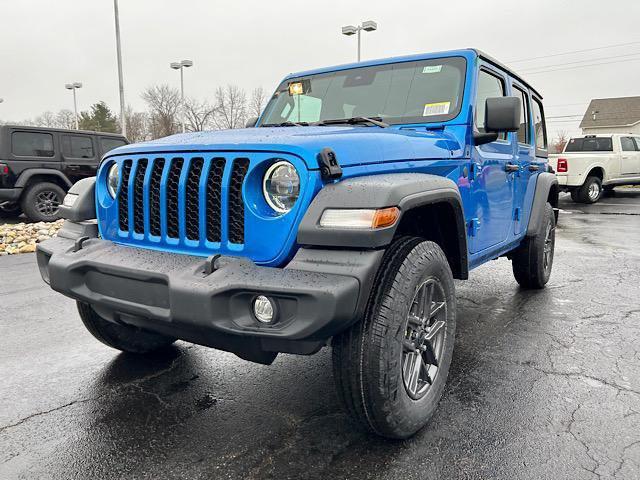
[0,124,126,138]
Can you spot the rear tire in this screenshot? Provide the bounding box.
[576,176,602,204]
[0,202,22,218]
[332,237,456,439]
[21,182,66,222]
[77,301,176,354]
[512,202,555,289]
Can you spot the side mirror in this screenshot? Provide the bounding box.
[245,117,258,128]
[485,96,520,133]
[473,97,520,146]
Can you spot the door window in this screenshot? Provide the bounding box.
[531,97,547,153]
[12,132,55,157]
[621,137,637,151]
[512,85,530,144]
[633,138,640,150]
[63,135,94,158]
[476,69,506,140]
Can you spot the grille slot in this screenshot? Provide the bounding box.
[148,158,165,236]
[185,158,204,241]
[228,158,250,244]
[118,160,132,231]
[132,159,148,234]
[166,158,184,238]
[205,158,226,242]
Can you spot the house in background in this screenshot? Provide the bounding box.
[580,96,640,134]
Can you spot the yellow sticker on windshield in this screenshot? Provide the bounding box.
[423,102,450,116]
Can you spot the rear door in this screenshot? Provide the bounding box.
[61,133,98,182]
[625,137,640,175]
[510,82,536,236]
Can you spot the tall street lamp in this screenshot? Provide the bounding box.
[65,82,82,130]
[113,0,127,137]
[170,59,193,133]
[341,20,378,62]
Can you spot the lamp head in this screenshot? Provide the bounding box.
[362,20,377,32]
[341,25,357,36]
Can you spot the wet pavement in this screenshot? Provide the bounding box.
[1,189,639,480]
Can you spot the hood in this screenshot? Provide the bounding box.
[108,126,462,169]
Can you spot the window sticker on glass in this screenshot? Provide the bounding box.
[423,101,450,116]
[422,65,443,74]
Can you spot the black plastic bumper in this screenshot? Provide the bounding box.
[36,223,383,359]
[0,188,21,201]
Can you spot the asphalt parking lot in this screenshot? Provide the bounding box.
[1,189,639,480]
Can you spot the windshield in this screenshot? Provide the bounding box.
[260,57,466,126]
[565,137,613,152]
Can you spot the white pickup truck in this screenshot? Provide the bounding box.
[549,134,640,203]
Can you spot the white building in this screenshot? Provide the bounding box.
[580,96,640,135]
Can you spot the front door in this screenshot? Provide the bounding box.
[469,67,516,253]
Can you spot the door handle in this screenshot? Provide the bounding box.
[528,164,540,172]
[505,163,519,173]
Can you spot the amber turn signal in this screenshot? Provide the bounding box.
[372,207,400,229]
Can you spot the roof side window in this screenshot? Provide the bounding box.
[476,69,506,140]
[531,97,547,152]
[512,85,530,144]
[100,137,127,154]
[12,131,55,157]
[620,136,636,151]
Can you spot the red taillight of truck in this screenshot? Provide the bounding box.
[556,158,568,173]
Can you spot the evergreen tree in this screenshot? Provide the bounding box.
[78,101,119,133]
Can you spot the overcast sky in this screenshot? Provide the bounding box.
[1,0,639,139]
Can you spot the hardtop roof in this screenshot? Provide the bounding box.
[285,48,542,99]
[0,124,126,138]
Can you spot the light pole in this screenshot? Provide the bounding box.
[65,82,82,130]
[113,0,127,137]
[170,60,193,133]
[341,21,378,62]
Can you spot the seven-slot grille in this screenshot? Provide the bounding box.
[117,156,250,244]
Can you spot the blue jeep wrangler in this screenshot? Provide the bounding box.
[37,49,558,439]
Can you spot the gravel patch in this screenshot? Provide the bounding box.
[0,219,64,255]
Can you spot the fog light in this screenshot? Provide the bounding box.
[253,295,275,323]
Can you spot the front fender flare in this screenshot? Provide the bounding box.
[297,173,467,265]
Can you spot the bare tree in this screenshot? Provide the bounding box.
[33,111,57,128]
[248,87,267,119]
[56,109,77,130]
[125,106,149,143]
[141,85,181,139]
[213,85,247,130]
[183,97,216,132]
[551,130,569,153]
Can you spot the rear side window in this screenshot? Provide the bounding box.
[620,137,637,151]
[512,85,530,144]
[565,137,613,152]
[476,69,506,140]
[531,97,547,152]
[63,135,94,158]
[101,138,127,154]
[12,132,54,157]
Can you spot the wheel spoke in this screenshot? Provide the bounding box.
[420,358,433,385]
[403,352,422,395]
[430,301,445,318]
[422,341,439,367]
[425,320,445,342]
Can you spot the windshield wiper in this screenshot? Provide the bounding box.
[262,121,308,127]
[314,116,389,128]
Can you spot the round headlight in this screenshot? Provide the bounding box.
[263,161,300,213]
[107,163,120,198]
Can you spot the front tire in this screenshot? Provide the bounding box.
[332,237,456,439]
[77,301,176,354]
[511,202,556,289]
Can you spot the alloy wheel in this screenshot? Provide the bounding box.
[402,278,448,400]
[35,190,61,217]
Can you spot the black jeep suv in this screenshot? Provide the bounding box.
[0,125,127,222]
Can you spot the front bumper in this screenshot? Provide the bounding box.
[36,222,383,359]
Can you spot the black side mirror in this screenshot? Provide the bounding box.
[473,96,520,146]
[485,96,520,133]
[245,117,258,128]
